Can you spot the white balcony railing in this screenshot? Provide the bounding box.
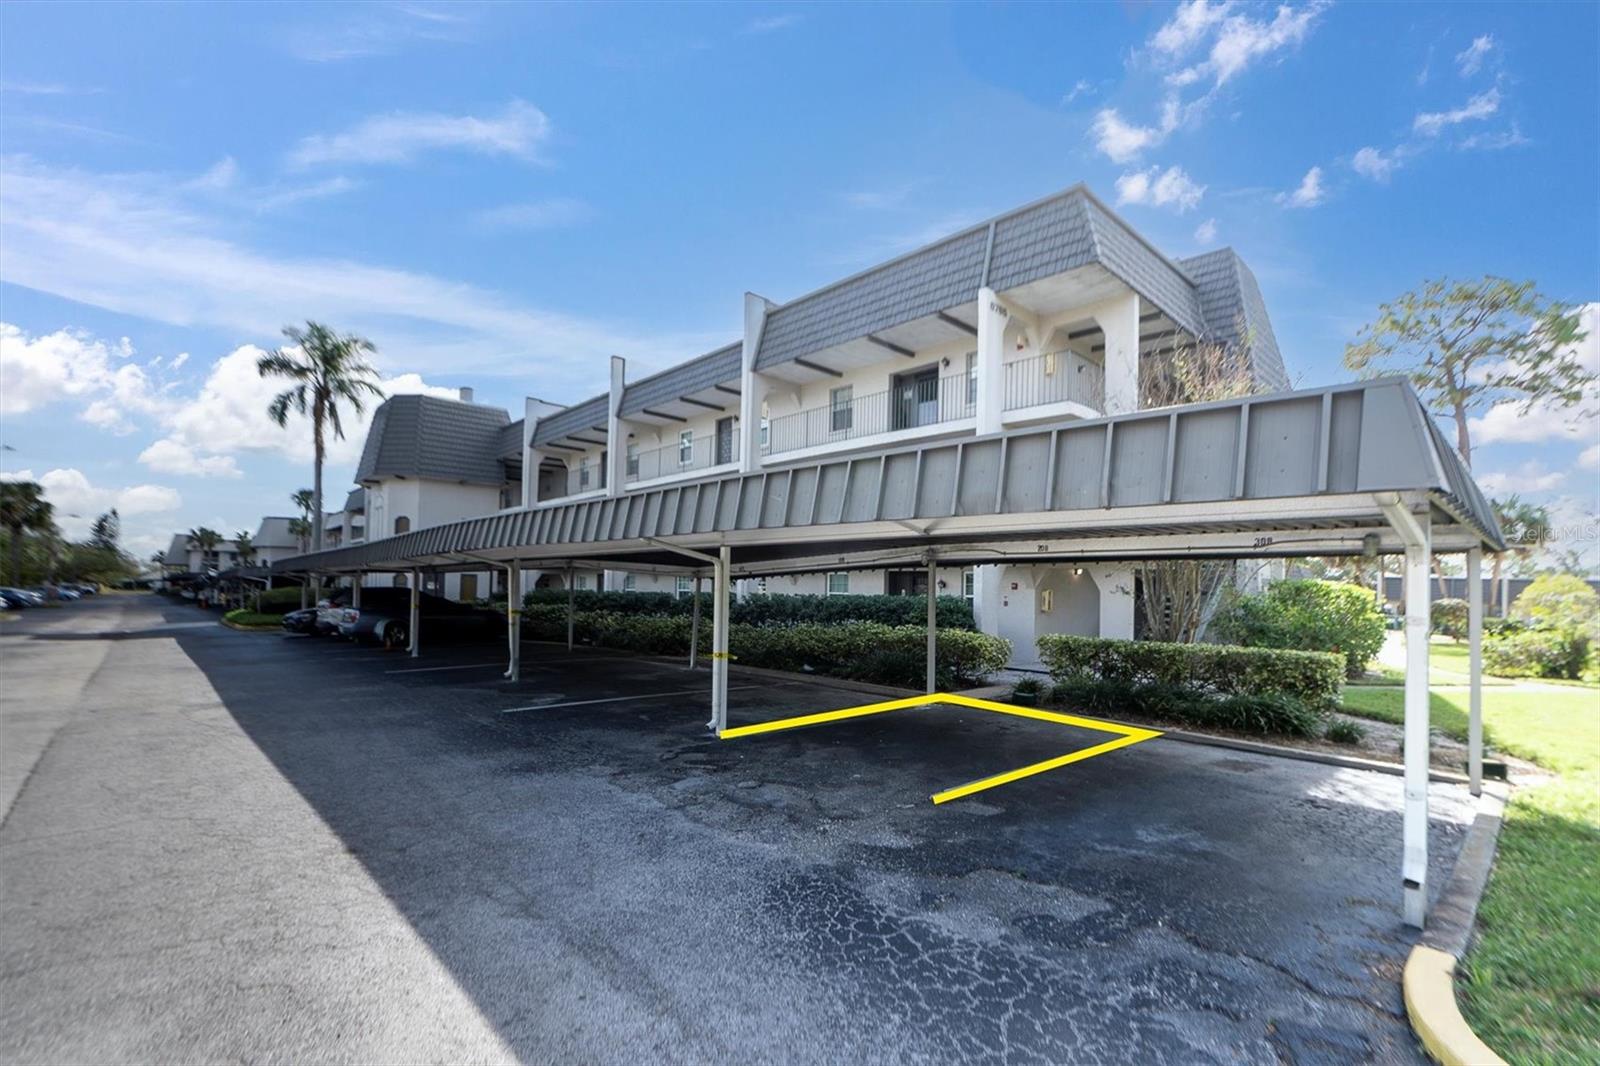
[1003,351,1104,412]
[626,431,740,484]
[764,370,975,457]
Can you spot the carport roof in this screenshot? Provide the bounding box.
[272,379,1502,578]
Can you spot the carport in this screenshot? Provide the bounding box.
[272,378,1502,928]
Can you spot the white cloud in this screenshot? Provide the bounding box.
[473,198,592,230]
[1470,303,1600,447]
[170,352,190,370]
[1062,79,1094,105]
[137,439,243,479]
[1276,166,1325,208]
[1092,101,1193,163]
[1351,146,1397,182]
[0,467,182,536]
[1158,0,1328,89]
[284,3,475,62]
[0,157,718,389]
[288,99,549,168]
[1455,35,1494,77]
[0,322,137,415]
[1115,165,1205,212]
[1414,88,1500,135]
[1458,124,1529,151]
[1579,443,1600,471]
[186,156,238,191]
[1477,461,1567,497]
[1152,1,1233,56]
[1194,217,1218,243]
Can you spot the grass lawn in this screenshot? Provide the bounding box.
[1340,680,1600,1062]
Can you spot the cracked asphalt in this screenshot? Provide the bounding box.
[0,594,1474,1064]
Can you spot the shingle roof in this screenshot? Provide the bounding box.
[754,185,1211,371]
[497,419,525,461]
[531,393,609,446]
[619,342,742,416]
[342,488,365,514]
[354,394,512,486]
[254,516,300,549]
[1177,248,1291,392]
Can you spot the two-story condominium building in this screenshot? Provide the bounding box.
[517,184,1289,663]
[160,515,307,577]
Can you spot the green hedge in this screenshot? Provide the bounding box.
[1210,578,1386,678]
[224,609,283,627]
[1037,632,1344,709]
[522,588,976,630]
[1048,677,1327,737]
[250,586,309,615]
[1484,627,1591,680]
[521,606,1009,687]
[1432,598,1469,640]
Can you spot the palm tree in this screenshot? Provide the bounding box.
[1,480,54,585]
[234,531,257,568]
[187,527,223,571]
[291,488,314,520]
[288,517,312,554]
[258,323,384,553]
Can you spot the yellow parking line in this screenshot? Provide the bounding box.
[718,692,1161,803]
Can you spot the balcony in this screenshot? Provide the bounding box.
[626,429,740,485]
[764,369,975,457]
[1003,351,1104,413]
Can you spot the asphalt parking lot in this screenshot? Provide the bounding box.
[0,594,1476,1064]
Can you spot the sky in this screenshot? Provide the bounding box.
[1,1,1596,566]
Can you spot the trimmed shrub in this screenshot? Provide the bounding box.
[1036,632,1344,709]
[1511,573,1600,634]
[1045,676,1325,737]
[1211,578,1386,678]
[1325,718,1366,744]
[224,609,282,627]
[520,606,1009,688]
[1431,598,1469,641]
[1484,627,1590,680]
[250,586,309,615]
[522,589,977,630]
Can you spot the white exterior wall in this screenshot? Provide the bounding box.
[618,408,738,487]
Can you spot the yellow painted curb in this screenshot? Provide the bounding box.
[1403,945,1506,1066]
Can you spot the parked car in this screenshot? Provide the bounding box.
[280,608,320,636]
[71,583,98,596]
[54,587,82,601]
[337,588,502,648]
[313,592,353,636]
[0,588,38,609]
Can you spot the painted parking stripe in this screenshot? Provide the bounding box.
[719,692,1161,804]
[502,684,758,714]
[384,662,506,674]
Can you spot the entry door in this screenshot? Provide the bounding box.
[892,367,939,430]
[715,416,736,464]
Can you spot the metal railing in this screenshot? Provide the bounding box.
[1003,351,1104,411]
[764,370,975,456]
[625,431,741,484]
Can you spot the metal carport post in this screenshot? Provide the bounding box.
[925,557,937,694]
[505,558,522,681]
[1381,495,1432,928]
[407,567,421,658]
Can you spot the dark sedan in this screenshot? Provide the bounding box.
[335,588,502,648]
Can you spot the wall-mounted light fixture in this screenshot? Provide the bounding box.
[1073,566,1084,576]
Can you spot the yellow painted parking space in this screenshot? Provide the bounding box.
[718,692,1161,804]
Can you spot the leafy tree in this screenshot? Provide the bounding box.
[1344,277,1592,467]
[234,531,256,568]
[258,323,384,553]
[1513,572,1600,635]
[1490,495,1551,612]
[1,480,55,585]
[187,527,224,570]
[89,509,120,552]
[1212,578,1387,679]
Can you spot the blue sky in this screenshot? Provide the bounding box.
[1,1,1595,563]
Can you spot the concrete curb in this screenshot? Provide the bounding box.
[1402,785,1508,1066]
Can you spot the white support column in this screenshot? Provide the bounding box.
[709,547,730,732]
[506,560,522,681]
[606,356,626,497]
[1094,291,1141,415]
[408,568,421,658]
[565,567,575,651]
[740,293,773,473]
[351,576,362,610]
[926,559,938,694]
[1467,547,1484,796]
[975,286,1007,435]
[1399,508,1433,929]
[688,574,702,670]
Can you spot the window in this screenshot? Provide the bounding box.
[966,351,978,405]
[829,386,853,433]
[623,574,637,593]
[393,516,411,534]
[826,572,850,596]
[576,575,590,590]
[578,457,591,490]
[962,568,975,601]
[750,577,768,595]
[678,430,694,466]
[675,575,694,599]
[626,442,639,477]
[759,403,770,449]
